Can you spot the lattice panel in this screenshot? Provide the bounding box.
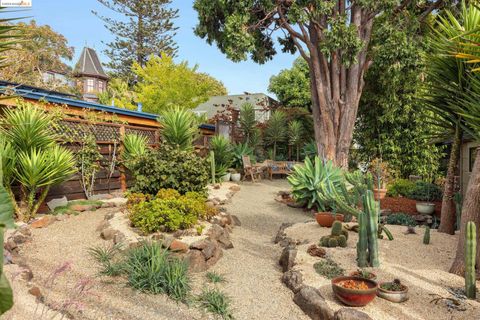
[126,127,156,144]
[53,120,120,142]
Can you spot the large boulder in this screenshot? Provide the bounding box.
[169,239,189,253]
[47,196,68,211]
[185,250,207,273]
[293,286,334,320]
[279,246,297,272]
[30,215,56,229]
[334,309,373,320]
[282,270,303,293]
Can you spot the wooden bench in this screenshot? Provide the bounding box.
[266,161,301,180]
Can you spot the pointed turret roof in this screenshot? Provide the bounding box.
[74,47,108,80]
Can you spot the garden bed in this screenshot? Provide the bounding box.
[380,197,442,217]
[281,221,480,320]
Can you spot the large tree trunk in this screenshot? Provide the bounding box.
[449,147,480,276]
[439,125,462,234]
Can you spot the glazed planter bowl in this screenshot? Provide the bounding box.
[231,173,241,182]
[377,282,409,303]
[416,202,435,214]
[315,212,344,227]
[349,271,377,281]
[332,276,378,307]
[373,188,387,200]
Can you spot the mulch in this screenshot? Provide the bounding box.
[380,196,442,217]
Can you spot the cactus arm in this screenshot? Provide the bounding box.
[357,212,369,268]
[465,221,477,299]
[381,225,394,241]
[423,227,431,245]
[364,191,379,267]
[210,151,216,184]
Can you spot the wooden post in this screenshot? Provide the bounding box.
[119,125,127,192]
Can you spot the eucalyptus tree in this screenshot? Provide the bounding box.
[194,0,451,167]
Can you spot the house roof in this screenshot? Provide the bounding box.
[73,47,109,80]
[0,81,158,121]
[193,93,278,119]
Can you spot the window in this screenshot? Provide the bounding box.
[86,79,95,92]
[98,81,104,92]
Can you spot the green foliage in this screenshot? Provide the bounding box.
[423,226,431,245]
[125,242,190,301]
[159,106,199,151]
[287,156,342,210]
[269,57,311,109]
[380,279,406,292]
[319,221,348,248]
[355,12,443,178]
[129,190,215,233]
[331,221,343,237]
[123,133,149,169]
[408,181,443,202]
[264,110,287,160]
[75,134,102,198]
[126,192,152,209]
[313,258,345,279]
[387,179,416,197]
[231,143,254,170]
[288,120,303,162]
[98,78,137,110]
[385,213,417,226]
[88,243,125,276]
[134,54,227,113]
[302,141,318,160]
[239,103,257,145]
[197,288,234,320]
[465,221,477,299]
[206,271,226,284]
[211,135,233,168]
[128,144,209,195]
[94,0,179,79]
[0,102,76,221]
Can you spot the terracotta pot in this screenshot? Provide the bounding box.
[377,282,409,303]
[332,276,378,307]
[315,212,344,227]
[373,188,387,200]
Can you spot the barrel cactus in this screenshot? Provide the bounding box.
[319,221,349,248]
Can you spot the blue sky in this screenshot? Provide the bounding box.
[11,0,298,95]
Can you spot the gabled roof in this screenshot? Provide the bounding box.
[74,47,108,80]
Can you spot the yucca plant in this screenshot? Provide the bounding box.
[210,135,233,168]
[0,104,76,221]
[239,102,256,145]
[264,110,287,160]
[123,133,148,169]
[288,120,303,161]
[159,106,199,151]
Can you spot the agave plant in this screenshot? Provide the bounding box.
[287,157,343,210]
[0,104,76,221]
[123,133,149,168]
[264,110,287,160]
[210,135,233,168]
[159,106,199,150]
[231,143,254,170]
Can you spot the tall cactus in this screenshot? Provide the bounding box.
[364,190,379,267]
[357,212,369,267]
[423,226,431,245]
[465,221,477,299]
[209,151,216,184]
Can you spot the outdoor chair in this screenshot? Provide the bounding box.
[242,155,264,182]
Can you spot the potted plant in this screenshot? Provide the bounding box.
[230,168,241,182]
[409,181,442,215]
[331,276,378,307]
[369,158,390,200]
[349,269,377,280]
[377,279,409,303]
[315,204,344,227]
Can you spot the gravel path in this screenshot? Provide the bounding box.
[211,180,311,320]
[4,180,311,320]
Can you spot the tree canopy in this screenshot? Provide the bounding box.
[1,20,75,93]
[94,0,179,79]
[133,54,227,114]
[268,57,311,110]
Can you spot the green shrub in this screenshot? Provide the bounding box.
[124,242,190,301]
[387,179,416,197]
[129,191,217,233]
[128,144,209,195]
[197,288,234,319]
[385,213,417,226]
[313,258,345,279]
[408,181,443,202]
[126,192,152,208]
[206,271,226,284]
[88,244,125,276]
